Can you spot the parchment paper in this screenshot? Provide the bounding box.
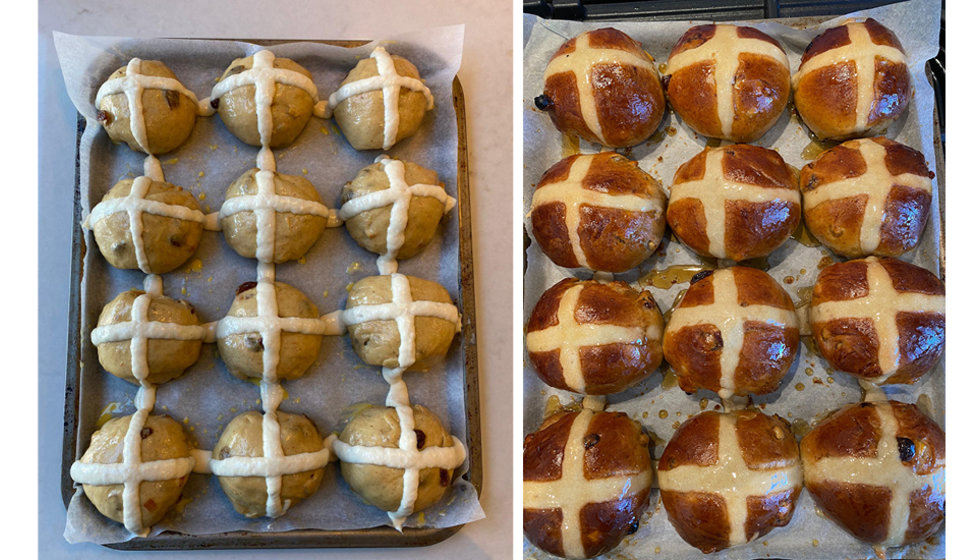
[54,25,486,545]
[522,0,944,558]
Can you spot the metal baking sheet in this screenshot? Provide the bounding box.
[61,39,481,549]
[522,0,944,558]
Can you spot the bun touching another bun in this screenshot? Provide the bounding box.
[658,410,802,553]
[530,152,666,273]
[526,278,664,395]
[665,24,790,142]
[810,257,945,385]
[801,400,945,548]
[793,18,911,140]
[539,28,666,148]
[667,144,800,261]
[801,137,933,258]
[663,267,799,398]
[524,409,653,559]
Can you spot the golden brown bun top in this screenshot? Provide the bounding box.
[524,410,651,482]
[658,409,797,471]
[674,144,796,189]
[801,137,931,192]
[811,257,944,306]
[527,277,660,333]
[801,18,904,65]
[538,152,661,198]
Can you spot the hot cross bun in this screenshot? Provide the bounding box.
[526,278,664,395]
[793,18,912,140]
[537,28,666,148]
[809,257,945,385]
[663,267,800,398]
[666,144,800,261]
[801,400,945,548]
[800,137,934,258]
[524,409,653,559]
[658,409,802,553]
[664,24,790,142]
[530,152,666,273]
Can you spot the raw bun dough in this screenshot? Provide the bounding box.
[346,275,457,371]
[81,415,191,528]
[97,60,198,154]
[212,410,325,518]
[92,177,204,274]
[342,159,445,259]
[215,55,315,148]
[338,404,454,513]
[220,168,328,263]
[332,54,431,150]
[96,289,202,385]
[217,281,322,380]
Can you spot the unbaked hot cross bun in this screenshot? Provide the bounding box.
[530,152,666,273]
[658,410,802,553]
[526,278,664,395]
[809,257,945,385]
[96,59,200,155]
[664,24,790,142]
[801,137,934,258]
[523,409,653,559]
[663,267,800,399]
[537,28,666,148]
[793,18,912,140]
[801,400,945,549]
[666,144,800,261]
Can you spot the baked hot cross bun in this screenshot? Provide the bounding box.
[793,18,912,140]
[664,24,790,142]
[524,408,653,559]
[666,144,800,262]
[537,28,666,148]
[801,137,934,258]
[801,400,945,549]
[526,278,664,395]
[663,267,800,399]
[658,409,802,553]
[530,152,666,273]
[810,257,945,385]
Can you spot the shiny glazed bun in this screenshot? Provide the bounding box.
[526,278,664,395]
[793,18,912,140]
[801,400,945,548]
[664,24,790,142]
[800,137,933,258]
[530,152,666,273]
[809,257,945,385]
[537,28,666,148]
[524,409,653,558]
[658,410,802,553]
[663,267,799,398]
[666,144,800,261]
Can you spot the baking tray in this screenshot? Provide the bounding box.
[522,2,945,559]
[61,40,481,550]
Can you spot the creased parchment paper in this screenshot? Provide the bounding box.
[55,25,485,545]
[523,0,943,558]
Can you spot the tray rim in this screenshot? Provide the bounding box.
[61,39,481,550]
